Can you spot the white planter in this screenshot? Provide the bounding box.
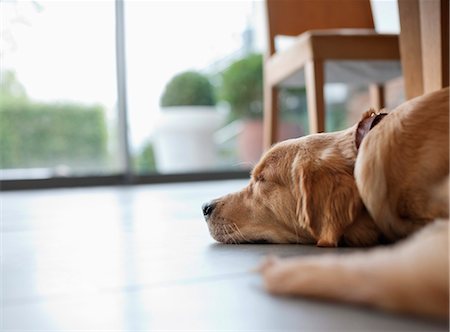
[153,106,223,173]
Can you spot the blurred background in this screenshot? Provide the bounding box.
[1,0,401,184]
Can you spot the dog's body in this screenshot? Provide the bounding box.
[203,87,449,319]
[355,88,449,241]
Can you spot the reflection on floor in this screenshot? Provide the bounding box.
[2,180,448,330]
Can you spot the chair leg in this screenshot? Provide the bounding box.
[305,59,325,133]
[369,84,385,110]
[263,84,279,151]
[398,0,424,99]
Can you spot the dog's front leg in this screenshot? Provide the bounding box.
[258,221,449,319]
[258,255,371,300]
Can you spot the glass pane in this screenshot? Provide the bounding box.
[125,1,271,174]
[1,1,119,179]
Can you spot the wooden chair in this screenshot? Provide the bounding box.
[398,0,449,100]
[263,0,401,149]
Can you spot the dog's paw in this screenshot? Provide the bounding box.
[255,256,300,295]
[254,255,280,273]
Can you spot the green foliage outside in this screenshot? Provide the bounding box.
[1,71,27,100]
[134,142,156,173]
[0,71,108,170]
[220,53,263,120]
[219,53,348,133]
[327,105,348,132]
[219,53,310,131]
[160,71,216,107]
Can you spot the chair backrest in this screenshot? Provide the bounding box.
[266,0,375,54]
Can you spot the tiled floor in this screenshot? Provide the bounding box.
[2,180,448,331]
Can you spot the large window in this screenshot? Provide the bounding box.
[1,0,271,182]
[1,1,118,180]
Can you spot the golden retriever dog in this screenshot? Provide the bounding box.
[202,87,449,319]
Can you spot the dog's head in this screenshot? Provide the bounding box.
[203,112,382,246]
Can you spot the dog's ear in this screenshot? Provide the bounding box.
[296,162,362,247]
[355,109,388,150]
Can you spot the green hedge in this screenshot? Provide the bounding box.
[0,98,108,169]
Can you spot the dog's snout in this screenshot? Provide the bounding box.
[202,201,216,219]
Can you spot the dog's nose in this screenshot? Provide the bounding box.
[202,201,216,219]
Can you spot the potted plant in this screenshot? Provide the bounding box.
[154,71,223,173]
[220,54,303,164]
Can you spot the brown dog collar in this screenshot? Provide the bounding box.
[355,112,388,150]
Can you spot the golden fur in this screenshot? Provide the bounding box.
[206,117,380,246]
[204,87,449,319]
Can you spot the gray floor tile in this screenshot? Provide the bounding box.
[2,181,448,331]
